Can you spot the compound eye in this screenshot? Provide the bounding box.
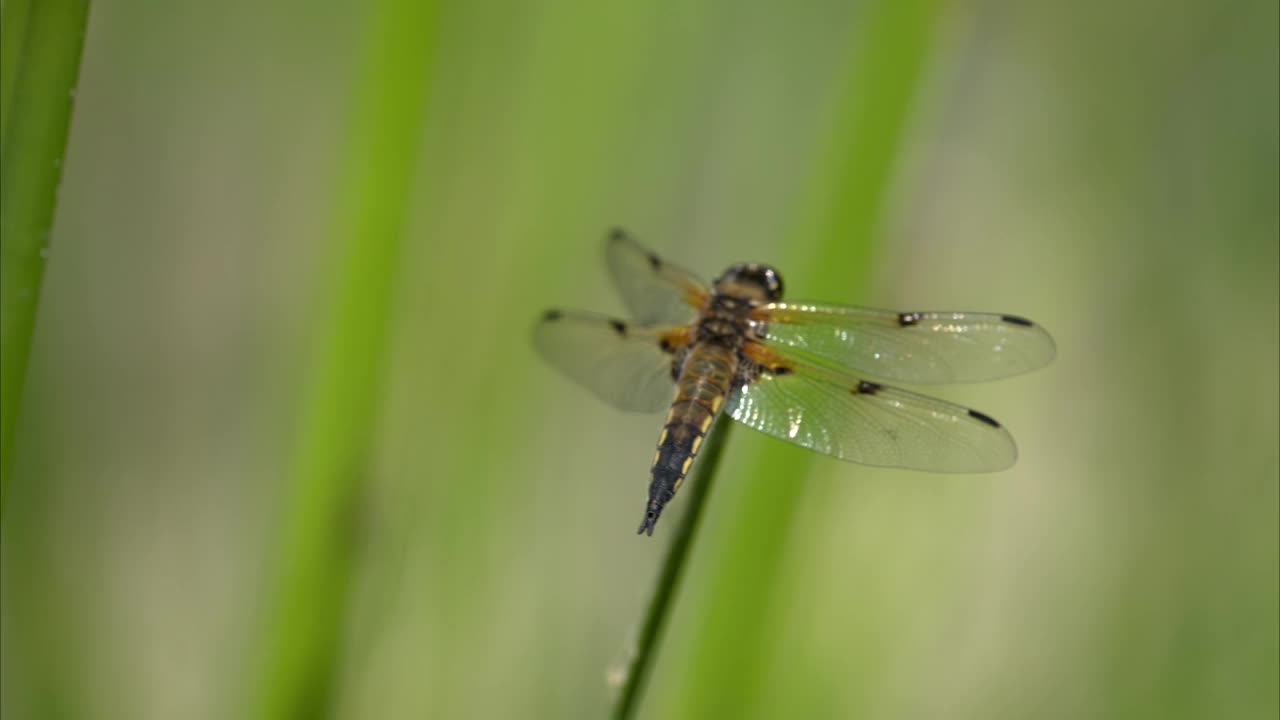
[764,268,783,299]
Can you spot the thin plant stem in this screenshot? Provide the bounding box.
[0,0,92,516]
[612,414,733,720]
[670,2,945,714]
[246,2,441,717]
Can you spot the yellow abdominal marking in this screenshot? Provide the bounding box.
[651,449,661,468]
[690,436,703,454]
[658,428,669,446]
[681,457,693,475]
[711,396,723,412]
[699,415,713,432]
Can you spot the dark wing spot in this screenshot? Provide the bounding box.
[610,319,628,337]
[897,312,921,327]
[647,253,662,270]
[543,309,563,322]
[855,380,881,395]
[659,338,672,352]
[609,227,628,241]
[967,409,1001,428]
[773,366,794,376]
[1001,314,1034,327]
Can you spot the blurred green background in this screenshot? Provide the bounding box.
[2,0,1277,718]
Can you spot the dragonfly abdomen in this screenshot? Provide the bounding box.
[638,342,737,535]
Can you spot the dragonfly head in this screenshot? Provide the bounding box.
[714,263,784,303]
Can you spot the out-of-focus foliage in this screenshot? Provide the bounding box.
[1,0,1276,719]
[0,0,92,513]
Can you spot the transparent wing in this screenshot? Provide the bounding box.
[606,228,709,326]
[728,342,1018,471]
[532,309,689,413]
[754,302,1056,384]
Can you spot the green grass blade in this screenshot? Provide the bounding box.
[0,0,33,141]
[0,0,91,516]
[666,2,947,717]
[246,2,441,718]
[612,416,733,720]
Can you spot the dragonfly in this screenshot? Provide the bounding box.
[534,229,1056,536]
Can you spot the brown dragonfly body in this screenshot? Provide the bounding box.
[644,268,782,534]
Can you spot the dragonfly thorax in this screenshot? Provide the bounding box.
[694,289,760,343]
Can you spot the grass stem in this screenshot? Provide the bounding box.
[612,414,732,720]
[0,0,91,516]
[246,2,440,717]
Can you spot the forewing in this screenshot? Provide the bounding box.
[755,302,1056,384]
[533,309,686,413]
[728,344,1017,472]
[606,228,709,326]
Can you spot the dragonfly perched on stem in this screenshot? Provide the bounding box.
[534,229,1056,536]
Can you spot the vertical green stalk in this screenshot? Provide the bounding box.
[0,0,33,139]
[247,2,440,718]
[612,416,732,720]
[668,2,947,717]
[0,0,91,516]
